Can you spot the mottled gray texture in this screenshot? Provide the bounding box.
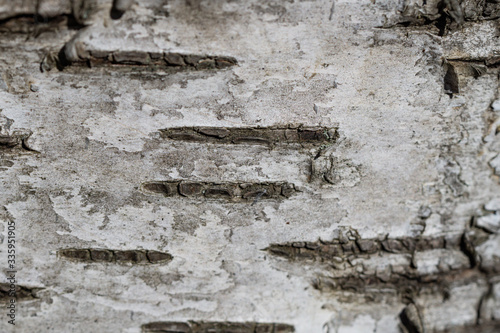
[0,0,499,332]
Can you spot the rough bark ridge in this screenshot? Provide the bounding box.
[0,0,499,332]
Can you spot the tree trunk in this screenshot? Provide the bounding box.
[0,0,499,332]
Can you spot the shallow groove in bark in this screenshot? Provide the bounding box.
[159,126,337,146]
[59,50,237,71]
[311,268,495,298]
[141,181,297,201]
[142,321,295,333]
[266,235,458,261]
[0,283,41,302]
[58,249,173,264]
[383,0,500,34]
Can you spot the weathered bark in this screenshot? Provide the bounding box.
[0,0,499,332]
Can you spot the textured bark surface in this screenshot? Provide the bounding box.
[0,0,499,332]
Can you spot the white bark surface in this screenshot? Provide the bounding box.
[0,0,499,332]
